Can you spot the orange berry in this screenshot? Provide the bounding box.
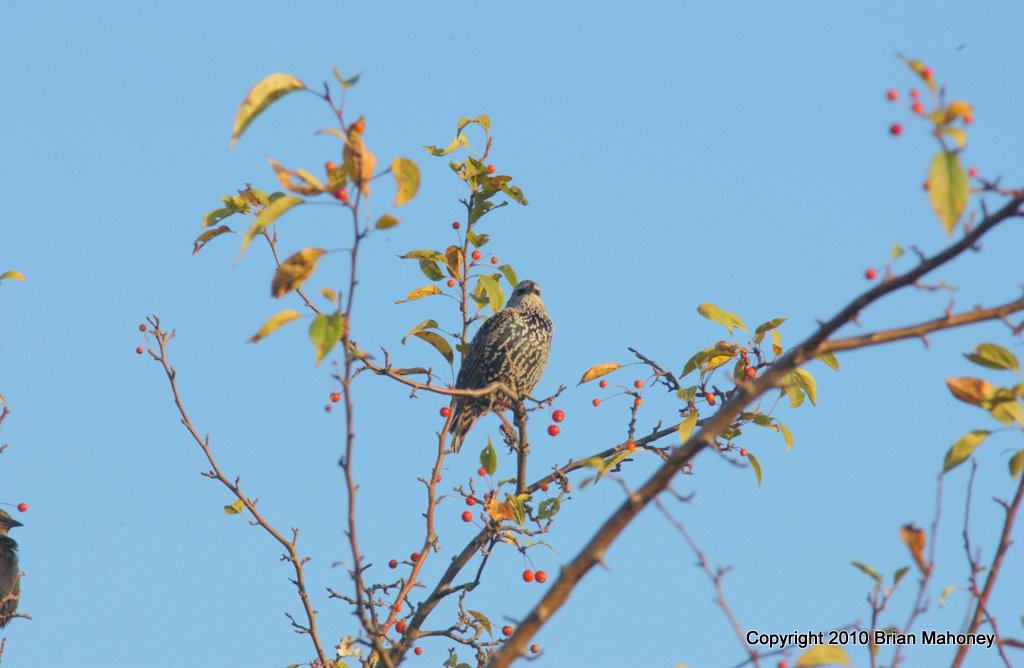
[552,409,564,422]
[334,187,349,202]
[461,510,473,522]
[465,496,476,506]
[745,367,756,379]
[16,503,27,513]
[922,180,930,191]
[910,88,920,100]
[478,466,487,476]
[633,380,643,389]
[353,119,365,133]
[487,165,496,174]
[440,407,451,418]
[633,397,641,407]
[778,661,787,668]
[502,625,513,636]
[968,167,978,177]
[396,621,405,632]
[912,102,924,114]
[922,67,932,79]
[135,346,144,355]
[531,645,540,654]
[963,112,973,124]
[705,393,715,405]
[471,250,481,261]
[535,570,547,583]
[326,161,336,171]
[599,379,608,388]
[739,448,747,457]
[540,482,548,492]
[435,474,441,483]
[490,257,497,264]
[886,89,898,101]
[592,398,600,407]
[522,569,534,582]
[138,324,146,332]
[414,646,422,655]
[626,441,635,451]
[547,424,560,436]
[330,392,341,403]
[889,123,902,136]
[389,559,397,568]
[447,279,455,287]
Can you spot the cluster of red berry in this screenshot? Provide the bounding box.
[135,323,147,355]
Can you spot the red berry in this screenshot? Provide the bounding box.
[389,559,398,569]
[16,503,27,513]
[435,474,442,483]
[471,250,481,261]
[922,180,930,191]
[411,552,420,562]
[963,112,973,124]
[626,441,635,451]
[478,466,487,476]
[136,346,144,355]
[740,448,748,457]
[414,646,422,655]
[778,661,787,668]
[452,221,460,229]
[592,399,600,407]
[353,119,365,133]
[465,496,476,506]
[889,123,902,136]
[599,379,608,388]
[461,510,473,522]
[912,102,924,114]
[540,482,548,492]
[633,397,641,407]
[334,187,349,202]
[745,367,756,379]
[138,324,146,332]
[487,165,496,174]
[886,89,898,101]
[522,569,534,582]
[535,570,547,583]
[922,67,932,79]
[910,88,920,100]
[396,621,405,632]
[531,645,540,654]
[552,409,564,423]
[739,347,748,356]
[502,625,513,636]
[633,380,643,389]
[705,393,715,405]
[440,406,451,417]
[326,161,336,171]
[547,424,560,436]
[968,167,978,177]
[447,279,455,287]
[865,268,877,280]
[490,256,497,264]
[324,404,332,412]
[330,392,340,403]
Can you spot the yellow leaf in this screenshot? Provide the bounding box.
[391,156,419,206]
[0,270,25,282]
[945,377,995,406]
[236,195,302,263]
[396,285,442,304]
[375,214,400,229]
[343,126,376,197]
[577,362,621,385]
[445,245,464,279]
[485,497,515,522]
[248,310,301,343]
[271,248,325,298]
[268,158,324,195]
[899,524,928,574]
[229,73,305,148]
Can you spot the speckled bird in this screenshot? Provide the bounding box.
[450,280,553,452]
[0,510,21,629]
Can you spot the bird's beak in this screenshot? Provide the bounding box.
[3,518,21,529]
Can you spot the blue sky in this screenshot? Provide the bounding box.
[2,2,1023,666]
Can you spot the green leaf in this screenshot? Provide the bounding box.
[413,331,454,365]
[396,285,442,303]
[236,196,302,262]
[423,134,469,156]
[890,244,904,259]
[203,207,236,228]
[790,368,817,405]
[271,248,325,298]
[375,213,400,229]
[893,566,909,586]
[224,499,244,515]
[402,319,439,344]
[499,183,528,206]
[990,396,1024,427]
[850,560,881,582]
[927,150,969,236]
[480,438,497,475]
[795,644,851,667]
[783,384,805,408]
[778,421,794,450]
[697,303,747,335]
[419,259,444,281]
[331,65,360,89]
[309,312,347,365]
[467,609,492,636]
[753,317,787,343]
[229,73,305,148]
[477,274,504,313]
[943,430,989,472]
[677,412,698,444]
[939,585,957,607]
[537,497,560,520]
[192,225,232,255]
[466,229,489,248]
[457,115,490,134]
[1009,449,1024,479]
[816,352,839,371]
[964,343,1019,371]
[746,451,762,486]
[248,309,302,343]
[507,494,526,526]
[595,451,632,483]
[401,249,447,262]
[391,157,419,206]
[497,264,517,288]
[943,126,967,149]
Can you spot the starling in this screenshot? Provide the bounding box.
[450,280,553,452]
[0,510,20,629]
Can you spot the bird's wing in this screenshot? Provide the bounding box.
[454,309,515,389]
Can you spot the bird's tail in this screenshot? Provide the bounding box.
[448,401,476,453]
